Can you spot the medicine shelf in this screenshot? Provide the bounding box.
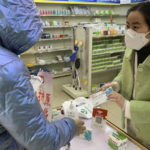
[21,48,72,55]
[36,48,72,54]
[92,49,125,57]
[40,15,90,17]
[93,46,125,52]
[27,61,70,68]
[21,3,75,76]
[39,37,72,41]
[92,14,125,17]
[92,56,119,63]
[53,72,72,78]
[92,61,118,66]
[93,34,124,39]
[40,14,122,17]
[43,26,73,29]
[93,43,124,48]
[92,67,121,74]
[62,27,125,98]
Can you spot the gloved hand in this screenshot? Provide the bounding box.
[107,91,125,110]
[75,120,86,136]
[99,82,119,92]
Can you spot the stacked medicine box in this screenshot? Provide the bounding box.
[92,35,125,73]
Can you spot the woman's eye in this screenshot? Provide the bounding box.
[133,26,139,30]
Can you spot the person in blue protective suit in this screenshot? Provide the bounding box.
[0,1,86,150]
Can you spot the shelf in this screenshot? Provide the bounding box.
[21,48,72,56]
[92,62,121,68]
[27,61,70,68]
[62,84,89,99]
[40,14,122,17]
[53,72,71,78]
[92,14,125,17]
[92,50,125,57]
[36,48,72,54]
[43,26,72,29]
[93,34,125,39]
[39,37,72,41]
[92,56,119,63]
[93,43,123,48]
[92,67,121,74]
[40,15,93,17]
[92,60,116,66]
[93,46,124,52]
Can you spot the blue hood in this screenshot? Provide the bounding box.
[0,0,43,55]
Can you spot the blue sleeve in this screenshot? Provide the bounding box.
[0,59,77,150]
[0,0,43,55]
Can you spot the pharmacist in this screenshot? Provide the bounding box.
[100,2,150,149]
[0,0,85,150]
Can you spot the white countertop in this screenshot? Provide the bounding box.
[60,119,141,150]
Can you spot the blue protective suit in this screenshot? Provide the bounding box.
[0,1,77,150]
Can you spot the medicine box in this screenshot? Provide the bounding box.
[108,131,128,150]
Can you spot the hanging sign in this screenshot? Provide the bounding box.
[131,0,146,3]
[68,0,97,2]
[34,0,68,3]
[97,0,120,3]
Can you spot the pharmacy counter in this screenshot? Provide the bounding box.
[60,119,144,150]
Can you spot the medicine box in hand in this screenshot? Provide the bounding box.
[105,87,113,96]
[79,128,92,141]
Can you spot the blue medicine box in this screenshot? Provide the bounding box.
[105,87,113,96]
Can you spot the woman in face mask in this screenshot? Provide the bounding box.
[100,2,150,149]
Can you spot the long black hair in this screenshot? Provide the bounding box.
[127,2,150,29]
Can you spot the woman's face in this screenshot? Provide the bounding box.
[127,10,149,33]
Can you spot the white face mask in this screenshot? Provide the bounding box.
[125,29,150,50]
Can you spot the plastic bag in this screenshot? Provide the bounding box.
[37,72,53,122]
[62,97,93,119]
[30,75,43,93]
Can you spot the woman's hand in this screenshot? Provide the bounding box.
[108,91,125,109]
[99,82,119,92]
[75,120,86,136]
